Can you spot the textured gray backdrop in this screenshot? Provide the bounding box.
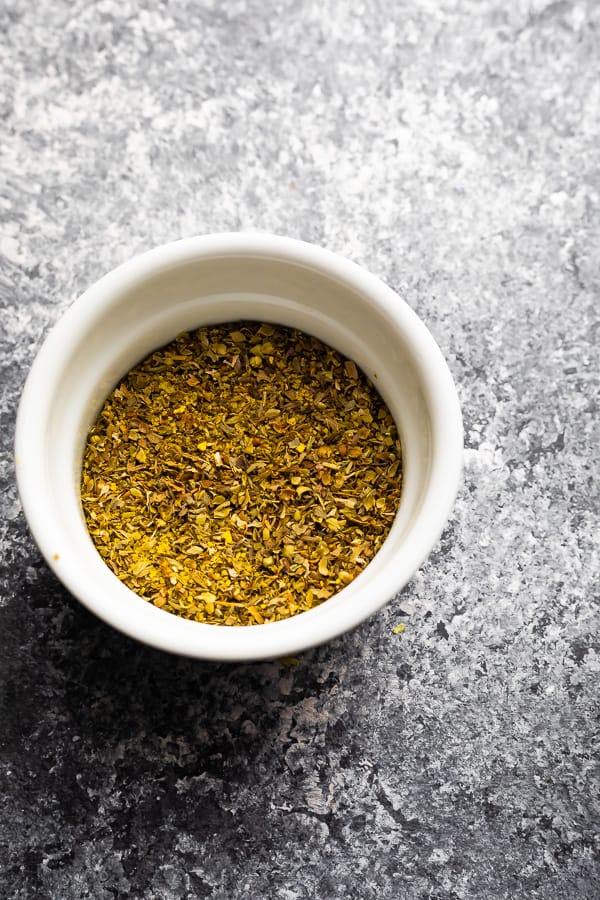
[1,1,599,898]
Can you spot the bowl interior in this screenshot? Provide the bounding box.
[16,237,462,660]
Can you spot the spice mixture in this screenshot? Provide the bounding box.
[81,322,403,625]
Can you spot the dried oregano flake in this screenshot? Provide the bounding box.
[81,322,403,626]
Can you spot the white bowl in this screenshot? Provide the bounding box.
[15,233,462,661]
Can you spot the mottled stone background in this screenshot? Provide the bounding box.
[1,1,599,898]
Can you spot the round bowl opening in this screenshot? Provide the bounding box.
[15,234,462,660]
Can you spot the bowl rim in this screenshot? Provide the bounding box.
[15,232,463,660]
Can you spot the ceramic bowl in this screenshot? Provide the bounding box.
[15,233,462,661]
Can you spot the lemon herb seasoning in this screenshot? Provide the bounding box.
[81,322,403,626]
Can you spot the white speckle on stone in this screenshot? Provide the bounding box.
[0,235,23,263]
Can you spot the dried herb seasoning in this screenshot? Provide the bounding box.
[81,322,403,626]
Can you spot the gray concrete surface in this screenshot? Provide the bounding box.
[1,1,598,897]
